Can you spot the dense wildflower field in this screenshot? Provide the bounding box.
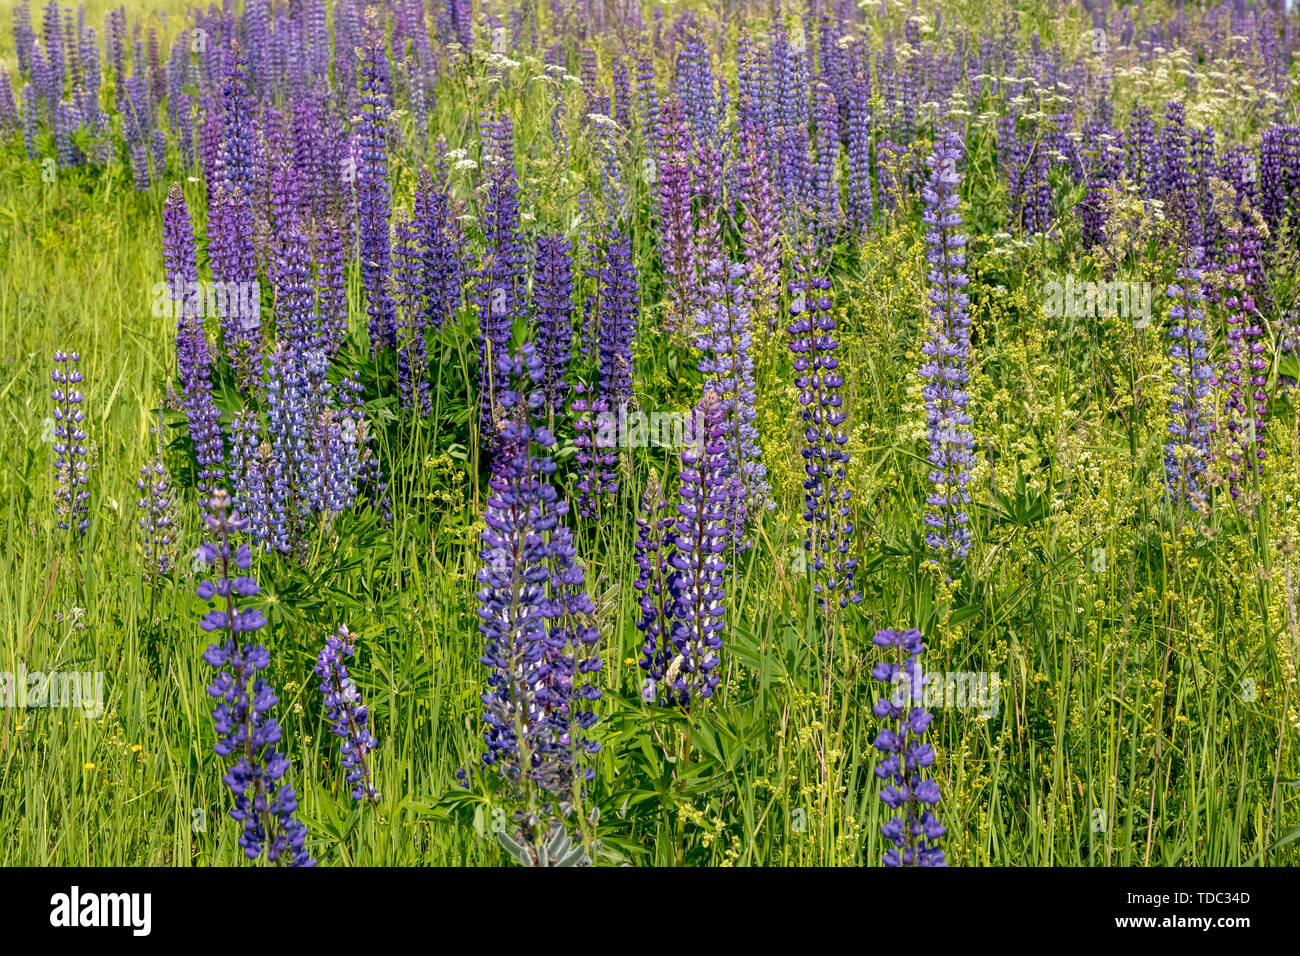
[1,0,1299,869]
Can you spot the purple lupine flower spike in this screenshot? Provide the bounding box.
[653,96,695,338]
[571,380,617,518]
[596,230,638,411]
[357,36,395,354]
[163,183,225,493]
[197,489,314,867]
[393,213,431,415]
[1220,199,1268,503]
[532,233,575,420]
[695,258,767,542]
[313,218,348,360]
[221,41,255,201]
[664,390,730,709]
[414,162,464,336]
[1164,250,1214,505]
[315,625,379,803]
[476,115,525,444]
[811,82,840,242]
[137,453,175,575]
[50,350,90,537]
[788,265,859,607]
[845,42,874,233]
[634,470,677,703]
[477,344,601,808]
[919,128,974,565]
[872,627,946,867]
[736,123,781,327]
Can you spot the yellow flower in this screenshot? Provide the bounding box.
[83,762,95,771]
[623,657,636,666]
[131,744,142,753]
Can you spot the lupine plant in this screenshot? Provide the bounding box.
[50,350,89,537]
[476,345,601,863]
[918,128,974,566]
[871,627,946,867]
[315,625,379,803]
[197,490,314,867]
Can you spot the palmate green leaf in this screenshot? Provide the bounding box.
[1277,352,1300,387]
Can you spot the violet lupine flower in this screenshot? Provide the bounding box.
[27,38,51,118]
[596,231,638,411]
[477,115,525,441]
[163,184,224,493]
[151,127,166,178]
[788,268,859,607]
[271,225,317,359]
[129,139,150,191]
[1159,102,1195,233]
[653,96,696,337]
[692,142,723,296]
[199,96,224,203]
[221,42,255,201]
[590,94,625,222]
[1124,105,1157,197]
[1191,127,1218,256]
[13,3,34,76]
[357,38,395,354]
[1259,124,1300,241]
[477,345,601,800]
[1022,145,1052,235]
[871,627,946,867]
[268,157,304,241]
[414,163,464,335]
[50,350,89,537]
[314,625,379,803]
[663,390,730,710]
[54,99,81,168]
[613,61,632,140]
[40,1,62,97]
[1221,214,1268,501]
[166,39,192,168]
[635,51,659,155]
[1079,122,1121,250]
[675,30,723,152]
[289,92,324,219]
[810,82,840,242]
[1164,253,1214,505]
[571,381,617,519]
[919,129,974,565]
[262,345,321,553]
[845,44,874,234]
[393,213,431,416]
[735,123,781,325]
[21,83,39,161]
[137,454,175,575]
[696,258,767,538]
[634,470,677,703]
[312,218,347,360]
[206,187,261,381]
[735,29,766,134]
[772,25,812,227]
[229,409,284,550]
[532,234,574,420]
[244,0,270,94]
[197,489,314,867]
